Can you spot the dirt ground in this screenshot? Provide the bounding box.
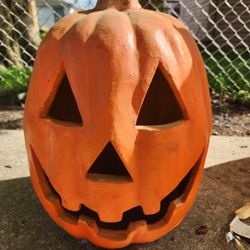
[0,158,249,250]
[0,100,249,136]
[211,100,250,136]
[0,106,23,130]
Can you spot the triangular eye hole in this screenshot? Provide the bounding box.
[47,74,83,124]
[136,67,184,126]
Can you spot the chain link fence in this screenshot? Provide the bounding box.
[0,0,249,104]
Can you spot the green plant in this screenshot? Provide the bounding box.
[0,66,32,104]
[202,51,250,105]
[40,30,47,40]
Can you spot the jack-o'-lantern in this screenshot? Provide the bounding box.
[24,0,212,248]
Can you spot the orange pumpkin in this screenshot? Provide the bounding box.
[24,0,212,248]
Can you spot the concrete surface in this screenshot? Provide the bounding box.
[0,130,249,181]
[0,130,29,181]
[206,136,250,168]
[0,130,249,250]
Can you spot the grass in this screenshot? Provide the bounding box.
[202,51,250,105]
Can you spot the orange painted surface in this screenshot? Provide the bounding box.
[24,0,212,248]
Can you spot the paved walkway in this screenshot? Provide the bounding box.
[0,130,249,181]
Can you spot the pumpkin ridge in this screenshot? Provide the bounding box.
[49,13,85,41]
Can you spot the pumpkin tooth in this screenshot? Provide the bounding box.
[98,211,123,223]
[61,198,81,212]
[142,203,161,215]
[128,220,147,233]
[173,197,184,207]
[78,215,98,233]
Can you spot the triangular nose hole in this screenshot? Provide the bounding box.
[87,142,132,183]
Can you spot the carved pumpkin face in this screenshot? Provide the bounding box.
[24,2,212,248]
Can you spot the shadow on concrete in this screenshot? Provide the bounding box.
[0,158,249,250]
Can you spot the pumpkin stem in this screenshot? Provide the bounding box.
[95,0,142,11]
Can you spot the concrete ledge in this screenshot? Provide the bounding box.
[206,136,250,168]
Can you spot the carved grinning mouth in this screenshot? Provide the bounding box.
[31,146,200,232]
[62,167,194,230]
